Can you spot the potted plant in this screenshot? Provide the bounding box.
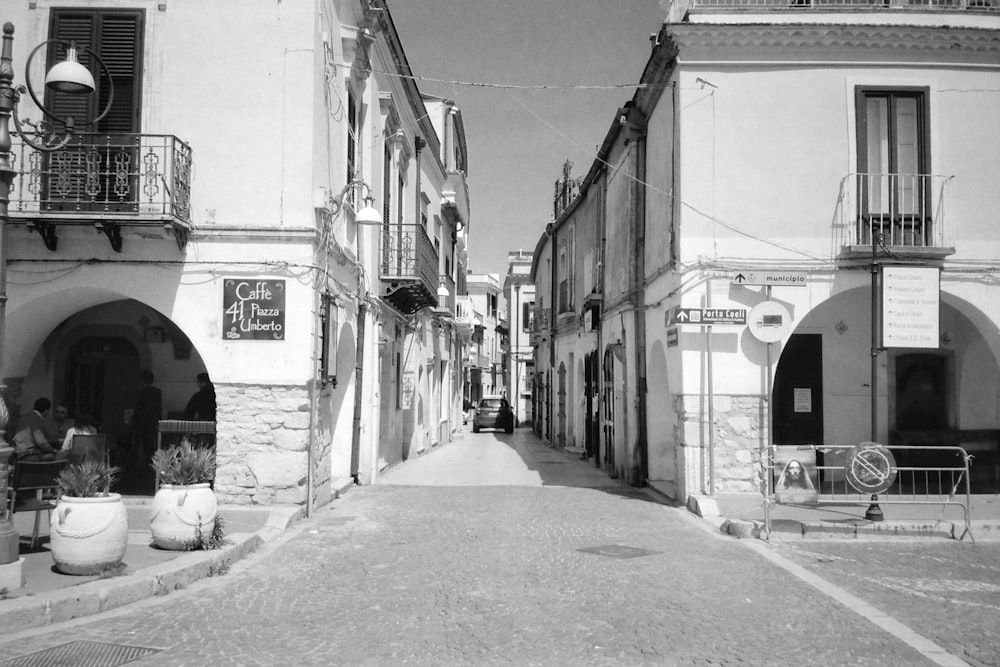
[149,439,218,550]
[49,460,128,575]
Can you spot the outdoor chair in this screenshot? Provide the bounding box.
[6,459,68,549]
[67,433,108,466]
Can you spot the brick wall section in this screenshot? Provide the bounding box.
[679,394,766,494]
[213,384,311,505]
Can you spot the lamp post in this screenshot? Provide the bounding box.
[866,227,885,521]
[0,22,104,569]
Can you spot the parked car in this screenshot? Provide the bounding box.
[473,396,514,434]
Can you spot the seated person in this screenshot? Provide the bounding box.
[62,412,100,452]
[46,403,75,449]
[13,398,57,461]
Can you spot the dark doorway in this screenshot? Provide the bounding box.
[584,351,599,461]
[895,354,948,430]
[65,336,148,493]
[773,334,824,447]
[602,347,616,475]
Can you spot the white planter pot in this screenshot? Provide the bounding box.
[49,493,128,575]
[149,483,218,550]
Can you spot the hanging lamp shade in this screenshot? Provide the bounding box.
[45,43,95,95]
[355,197,382,225]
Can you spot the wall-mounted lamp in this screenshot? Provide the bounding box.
[329,179,382,225]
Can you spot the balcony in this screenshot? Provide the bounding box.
[836,173,955,258]
[6,133,193,252]
[380,223,439,314]
[690,0,997,11]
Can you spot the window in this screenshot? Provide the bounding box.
[347,89,357,187]
[45,9,144,213]
[557,226,575,313]
[856,88,930,246]
[47,9,143,135]
[382,137,392,230]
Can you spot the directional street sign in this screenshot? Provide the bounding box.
[667,307,747,326]
[731,271,808,287]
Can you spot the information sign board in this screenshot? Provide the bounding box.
[882,267,939,349]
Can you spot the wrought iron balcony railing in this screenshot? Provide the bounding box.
[380,223,439,314]
[836,173,954,253]
[690,0,997,11]
[6,133,192,251]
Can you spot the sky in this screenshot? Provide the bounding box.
[388,0,667,277]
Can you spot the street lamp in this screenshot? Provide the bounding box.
[0,22,107,570]
[867,227,885,521]
[328,179,382,226]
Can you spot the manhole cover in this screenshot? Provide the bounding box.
[1,640,160,667]
[577,544,661,559]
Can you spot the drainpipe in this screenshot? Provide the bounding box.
[414,136,425,227]
[351,302,367,483]
[706,281,715,496]
[306,296,319,518]
[633,125,649,486]
[514,283,520,426]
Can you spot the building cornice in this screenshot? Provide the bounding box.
[664,23,1000,64]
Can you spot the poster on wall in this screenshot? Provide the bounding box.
[223,279,286,340]
[401,372,415,409]
[772,446,818,504]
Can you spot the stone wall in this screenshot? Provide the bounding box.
[679,394,766,495]
[214,384,311,505]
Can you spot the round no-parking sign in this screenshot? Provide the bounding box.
[845,443,897,495]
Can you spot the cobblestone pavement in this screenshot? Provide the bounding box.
[768,539,1000,667]
[0,429,988,666]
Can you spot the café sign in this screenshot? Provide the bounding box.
[223,279,286,340]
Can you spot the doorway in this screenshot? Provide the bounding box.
[773,334,824,447]
[602,347,616,474]
[894,353,948,431]
[64,336,147,492]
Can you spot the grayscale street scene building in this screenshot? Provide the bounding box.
[0,0,998,665]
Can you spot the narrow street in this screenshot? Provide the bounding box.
[2,427,998,666]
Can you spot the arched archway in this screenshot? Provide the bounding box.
[773,286,1000,491]
[17,299,208,494]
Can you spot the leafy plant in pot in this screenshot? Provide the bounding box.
[50,460,128,575]
[149,439,219,550]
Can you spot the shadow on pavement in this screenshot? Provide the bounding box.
[491,427,679,507]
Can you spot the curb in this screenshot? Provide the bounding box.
[716,517,1000,541]
[0,505,304,634]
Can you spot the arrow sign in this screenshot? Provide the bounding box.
[667,307,746,326]
[731,271,808,287]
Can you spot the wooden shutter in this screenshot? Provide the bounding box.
[46,9,143,133]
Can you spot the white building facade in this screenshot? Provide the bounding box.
[531,0,1000,503]
[1,0,469,508]
[504,251,534,428]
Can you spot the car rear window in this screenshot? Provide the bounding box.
[480,399,503,409]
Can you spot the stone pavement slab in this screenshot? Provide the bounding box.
[0,426,984,666]
[0,485,939,666]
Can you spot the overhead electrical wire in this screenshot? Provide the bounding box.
[343,64,660,91]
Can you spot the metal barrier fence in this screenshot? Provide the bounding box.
[766,444,974,542]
